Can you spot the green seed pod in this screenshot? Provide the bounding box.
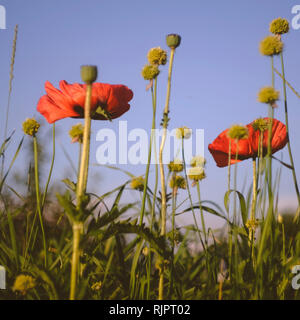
[80,65,98,84]
[166,34,181,49]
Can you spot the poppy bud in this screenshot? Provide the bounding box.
[80,65,98,84]
[166,34,181,49]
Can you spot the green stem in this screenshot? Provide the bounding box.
[70,222,83,300]
[182,138,206,251]
[169,185,177,297]
[41,124,56,210]
[158,48,175,300]
[196,181,207,246]
[280,52,300,206]
[140,77,157,226]
[70,83,92,300]
[33,136,47,268]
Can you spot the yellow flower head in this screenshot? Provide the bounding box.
[252,118,269,132]
[142,247,149,256]
[269,18,289,35]
[168,159,183,173]
[22,118,40,137]
[141,64,160,80]
[130,176,144,191]
[147,47,167,66]
[169,175,186,190]
[259,35,283,56]
[190,156,206,168]
[12,274,36,295]
[188,167,206,182]
[227,125,248,141]
[176,126,192,140]
[258,86,280,105]
[69,123,84,143]
[277,214,283,224]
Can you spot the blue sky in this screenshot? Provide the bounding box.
[0,0,299,228]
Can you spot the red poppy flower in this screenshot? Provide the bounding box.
[208,118,288,168]
[37,80,133,124]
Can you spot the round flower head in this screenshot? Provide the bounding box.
[80,65,98,84]
[147,47,167,66]
[69,123,84,143]
[188,167,206,182]
[22,118,40,136]
[166,34,181,49]
[169,174,186,190]
[269,18,289,35]
[259,35,283,56]
[190,156,206,168]
[252,118,269,132]
[168,159,183,172]
[141,64,160,80]
[12,274,36,295]
[258,86,280,106]
[227,125,248,141]
[130,176,145,191]
[176,127,192,140]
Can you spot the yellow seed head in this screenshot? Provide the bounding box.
[258,86,280,105]
[12,274,36,295]
[168,159,183,172]
[252,118,269,132]
[69,123,84,143]
[175,127,192,140]
[227,125,248,141]
[259,35,283,56]
[278,214,283,224]
[130,176,144,191]
[147,47,167,66]
[141,64,160,80]
[190,156,206,168]
[169,175,186,189]
[22,118,40,136]
[188,167,206,182]
[270,18,289,35]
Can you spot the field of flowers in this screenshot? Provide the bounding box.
[0,17,300,301]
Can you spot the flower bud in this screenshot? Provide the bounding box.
[141,64,160,80]
[259,35,283,56]
[175,127,192,140]
[269,18,289,35]
[227,125,248,141]
[166,34,181,49]
[69,123,84,143]
[80,65,98,84]
[257,87,280,105]
[130,176,145,191]
[188,167,206,182]
[22,118,40,137]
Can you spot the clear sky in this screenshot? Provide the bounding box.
[0,0,299,228]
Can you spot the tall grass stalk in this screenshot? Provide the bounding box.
[280,52,300,206]
[1,25,18,180]
[33,136,48,268]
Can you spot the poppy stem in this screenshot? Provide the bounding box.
[76,84,92,202]
[250,158,257,265]
[280,52,300,207]
[158,47,175,300]
[70,82,92,300]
